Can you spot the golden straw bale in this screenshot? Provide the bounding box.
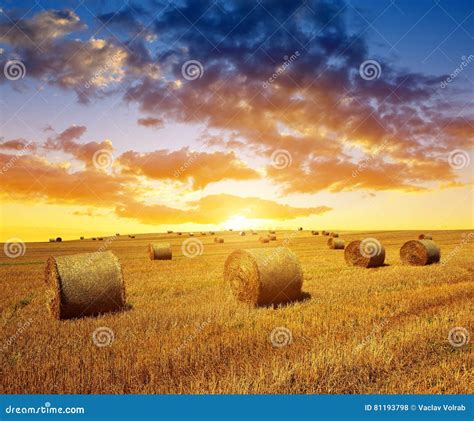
[214,237,224,243]
[240,231,246,236]
[327,238,345,249]
[45,250,126,320]
[259,237,270,243]
[345,239,385,268]
[400,240,440,265]
[418,233,433,240]
[268,234,277,241]
[148,243,172,260]
[224,247,303,306]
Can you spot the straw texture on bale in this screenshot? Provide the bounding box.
[148,243,172,260]
[224,247,303,307]
[214,237,224,243]
[259,236,270,243]
[327,238,345,249]
[344,240,385,268]
[268,234,277,241]
[400,240,440,266]
[45,250,126,320]
[418,234,433,240]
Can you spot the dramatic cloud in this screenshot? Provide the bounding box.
[116,194,332,225]
[118,147,260,188]
[137,117,164,129]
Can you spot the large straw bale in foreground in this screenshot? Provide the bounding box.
[45,251,126,320]
[400,239,440,265]
[345,239,385,268]
[224,247,303,306]
[148,243,172,260]
[327,238,345,249]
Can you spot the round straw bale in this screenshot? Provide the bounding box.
[148,243,172,260]
[259,236,270,243]
[330,232,339,238]
[49,238,55,242]
[98,237,104,241]
[323,231,330,236]
[80,236,84,240]
[268,234,277,241]
[345,239,385,268]
[224,247,303,307]
[327,238,345,249]
[418,233,432,240]
[115,233,120,236]
[400,239,440,265]
[240,231,246,236]
[214,237,224,243]
[269,230,276,234]
[167,230,173,234]
[311,230,319,235]
[298,227,303,231]
[201,232,207,236]
[56,237,62,242]
[209,231,215,235]
[92,237,97,241]
[128,235,135,238]
[177,232,182,236]
[189,232,194,237]
[45,250,126,320]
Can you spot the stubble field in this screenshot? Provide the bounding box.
[1,230,472,394]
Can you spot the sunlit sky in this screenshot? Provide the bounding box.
[1,0,473,241]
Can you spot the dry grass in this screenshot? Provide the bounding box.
[0,230,472,394]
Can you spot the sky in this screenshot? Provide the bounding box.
[0,0,473,242]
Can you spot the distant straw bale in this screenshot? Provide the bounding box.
[240,231,246,236]
[214,237,224,243]
[418,234,433,240]
[224,247,303,306]
[330,232,339,237]
[45,250,126,320]
[400,240,440,265]
[327,238,345,249]
[345,239,385,268]
[259,237,270,243]
[148,243,172,260]
[268,234,277,241]
[49,238,55,242]
[56,237,62,242]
